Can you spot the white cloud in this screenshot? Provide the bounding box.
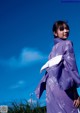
[9,80,26,89]
[0,47,47,69]
[27,98,38,109]
[27,98,46,107]
[28,98,37,105]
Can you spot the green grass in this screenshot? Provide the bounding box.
[8,100,46,113]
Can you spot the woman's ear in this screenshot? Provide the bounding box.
[53,31,57,37]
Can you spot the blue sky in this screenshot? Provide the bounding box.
[0,0,80,106]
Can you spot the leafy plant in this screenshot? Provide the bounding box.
[8,100,46,113]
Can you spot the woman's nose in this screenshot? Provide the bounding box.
[64,29,69,32]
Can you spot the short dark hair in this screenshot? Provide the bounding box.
[52,20,69,38]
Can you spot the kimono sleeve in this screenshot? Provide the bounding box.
[35,72,48,99]
[63,41,80,87]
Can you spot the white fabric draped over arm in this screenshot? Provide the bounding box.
[40,55,63,73]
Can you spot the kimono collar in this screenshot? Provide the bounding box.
[54,38,66,45]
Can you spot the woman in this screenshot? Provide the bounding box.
[35,20,80,113]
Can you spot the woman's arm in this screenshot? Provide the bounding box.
[63,41,80,108]
[63,40,80,87]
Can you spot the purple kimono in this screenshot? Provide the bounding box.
[35,38,80,113]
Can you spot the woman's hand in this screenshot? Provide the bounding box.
[73,97,80,108]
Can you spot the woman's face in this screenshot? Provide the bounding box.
[54,24,69,39]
